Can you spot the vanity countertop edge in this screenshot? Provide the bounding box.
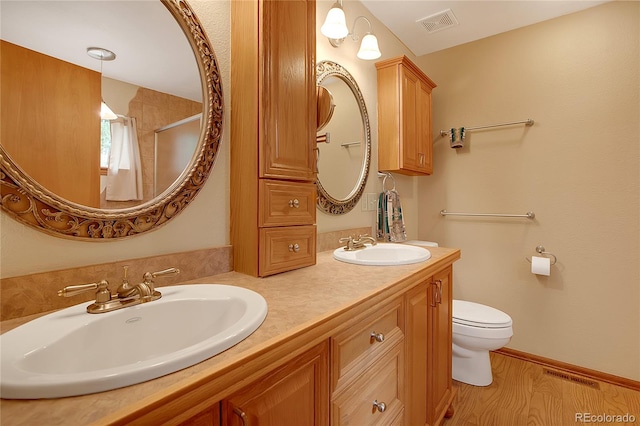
[0,246,460,426]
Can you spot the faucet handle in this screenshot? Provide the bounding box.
[122,265,129,281]
[116,265,136,298]
[143,267,180,280]
[58,280,111,303]
[142,267,180,287]
[339,235,358,251]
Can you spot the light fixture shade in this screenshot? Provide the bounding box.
[321,4,348,39]
[357,34,381,60]
[101,101,118,120]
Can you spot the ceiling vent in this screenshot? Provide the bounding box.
[417,9,459,34]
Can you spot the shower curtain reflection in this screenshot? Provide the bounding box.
[106,116,143,201]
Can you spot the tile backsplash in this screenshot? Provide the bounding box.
[0,227,374,322]
[0,246,232,321]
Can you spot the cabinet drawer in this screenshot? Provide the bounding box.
[259,179,316,227]
[332,342,404,426]
[331,298,404,390]
[259,226,316,276]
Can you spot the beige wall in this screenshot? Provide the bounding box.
[2,0,638,382]
[416,2,639,380]
[0,0,231,278]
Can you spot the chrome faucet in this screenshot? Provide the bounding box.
[339,234,377,251]
[58,267,180,314]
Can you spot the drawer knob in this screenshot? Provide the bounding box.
[288,199,300,208]
[372,400,387,413]
[370,332,385,343]
[288,243,300,253]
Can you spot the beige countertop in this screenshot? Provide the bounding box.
[0,246,460,426]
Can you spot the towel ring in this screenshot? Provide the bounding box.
[381,172,396,191]
[525,245,557,265]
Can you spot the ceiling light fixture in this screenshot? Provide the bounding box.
[87,47,118,120]
[320,1,381,60]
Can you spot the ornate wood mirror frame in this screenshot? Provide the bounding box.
[315,60,371,215]
[0,0,223,240]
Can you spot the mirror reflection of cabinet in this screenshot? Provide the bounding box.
[231,0,317,277]
[376,55,437,176]
[1,40,101,207]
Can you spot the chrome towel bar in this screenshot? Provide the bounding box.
[440,118,534,137]
[440,210,535,219]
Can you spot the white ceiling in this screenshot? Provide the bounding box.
[2,0,611,101]
[359,0,611,56]
[0,1,201,102]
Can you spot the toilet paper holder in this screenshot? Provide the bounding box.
[525,245,557,265]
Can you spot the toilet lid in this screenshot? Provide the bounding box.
[453,300,512,328]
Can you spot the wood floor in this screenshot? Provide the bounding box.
[443,352,640,426]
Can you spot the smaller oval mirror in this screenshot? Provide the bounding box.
[316,61,371,215]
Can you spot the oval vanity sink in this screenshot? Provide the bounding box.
[333,243,432,266]
[0,284,267,399]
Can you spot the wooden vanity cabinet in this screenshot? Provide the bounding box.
[376,55,437,176]
[180,342,328,426]
[230,0,317,277]
[183,273,453,426]
[330,297,406,425]
[406,265,455,426]
[222,341,329,426]
[180,404,220,426]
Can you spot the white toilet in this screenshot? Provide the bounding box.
[452,300,513,386]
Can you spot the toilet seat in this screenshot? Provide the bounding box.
[453,300,512,328]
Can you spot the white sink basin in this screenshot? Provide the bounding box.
[0,284,267,399]
[333,243,431,266]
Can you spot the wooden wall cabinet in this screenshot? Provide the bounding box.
[376,55,437,176]
[406,265,455,426]
[230,0,317,277]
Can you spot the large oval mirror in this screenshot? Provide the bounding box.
[316,61,371,215]
[0,0,223,239]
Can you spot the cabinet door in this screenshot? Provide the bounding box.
[429,266,454,425]
[405,282,429,426]
[400,67,421,173]
[416,80,433,174]
[224,341,329,426]
[376,55,435,177]
[259,0,316,181]
[180,404,221,426]
[400,67,432,175]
